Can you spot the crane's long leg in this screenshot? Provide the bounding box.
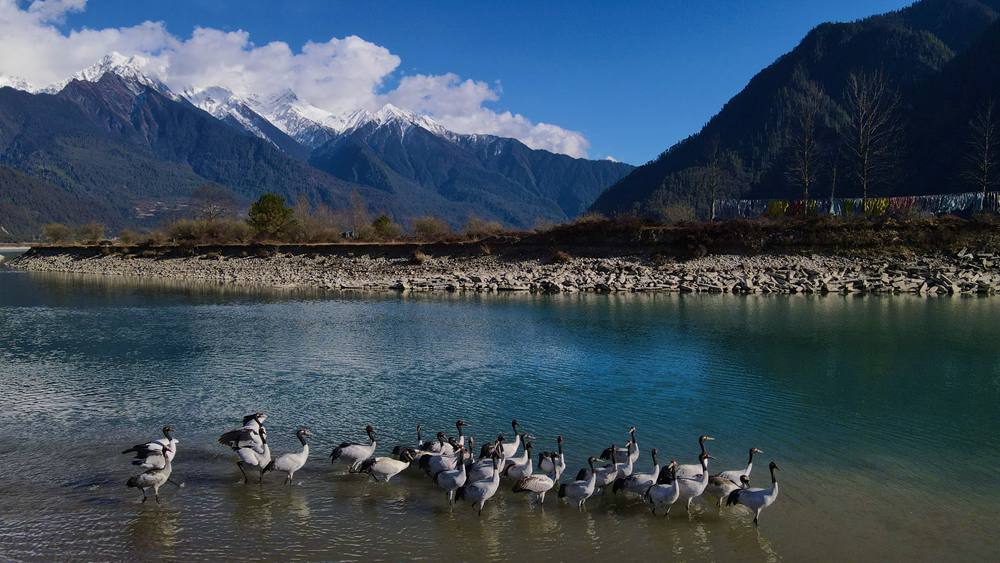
[238,461,248,484]
[141,488,148,503]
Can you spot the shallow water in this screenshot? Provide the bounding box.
[0,271,998,562]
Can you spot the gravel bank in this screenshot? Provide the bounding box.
[8,248,1000,296]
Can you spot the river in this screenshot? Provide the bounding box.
[0,270,997,561]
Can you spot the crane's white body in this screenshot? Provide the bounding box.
[676,462,710,512]
[360,456,411,482]
[513,454,562,504]
[331,427,377,472]
[646,478,681,515]
[705,448,761,506]
[615,454,659,496]
[268,430,312,484]
[559,464,597,509]
[727,464,780,526]
[461,464,502,515]
[434,459,467,503]
[127,452,173,503]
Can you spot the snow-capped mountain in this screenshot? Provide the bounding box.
[0,52,633,236]
[242,89,340,148]
[45,52,177,98]
[179,86,305,156]
[340,103,454,139]
[0,75,39,93]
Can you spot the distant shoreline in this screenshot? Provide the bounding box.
[8,247,999,297]
[8,217,1000,296]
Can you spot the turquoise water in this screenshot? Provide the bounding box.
[0,271,998,562]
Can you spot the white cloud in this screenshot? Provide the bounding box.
[385,73,589,157]
[0,0,590,157]
[27,0,85,22]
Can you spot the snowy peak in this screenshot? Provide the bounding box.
[183,86,247,117]
[342,103,452,138]
[0,75,38,92]
[241,88,340,147]
[49,51,176,98]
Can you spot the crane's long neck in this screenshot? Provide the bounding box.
[745,450,755,475]
[769,466,778,494]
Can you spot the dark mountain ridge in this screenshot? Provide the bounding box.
[592,0,1000,218]
[0,70,632,239]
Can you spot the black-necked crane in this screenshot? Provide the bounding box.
[726,461,780,526]
[330,424,377,472]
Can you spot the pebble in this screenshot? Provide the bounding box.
[7,250,1000,296]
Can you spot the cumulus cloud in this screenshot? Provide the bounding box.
[0,0,590,156]
[27,0,85,22]
[385,73,589,157]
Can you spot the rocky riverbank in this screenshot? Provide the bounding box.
[8,247,1000,296]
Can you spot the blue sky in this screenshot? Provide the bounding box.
[59,0,912,164]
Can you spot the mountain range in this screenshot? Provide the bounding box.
[593,0,1000,218]
[0,53,632,240]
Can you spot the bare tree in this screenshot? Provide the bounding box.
[191,184,238,220]
[829,152,839,203]
[842,70,900,201]
[703,136,721,220]
[787,82,822,200]
[964,99,998,195]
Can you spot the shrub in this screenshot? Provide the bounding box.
[550,250,573,264]
[118,229,143,245]
[76,222,105,244]
[248,193,294,238]
[143,230,167,246]
[372,214,402,240]
[290,201,342,243]
[42,223,74,244]
[166,219,251,244]
[412,215,452,241]
[464,216,504,238]
[532,218,557,233]
[571,212,607,225]
[659,204,696,224]
[411,249,429,264]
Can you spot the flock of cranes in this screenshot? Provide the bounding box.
[122,414,781,527]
